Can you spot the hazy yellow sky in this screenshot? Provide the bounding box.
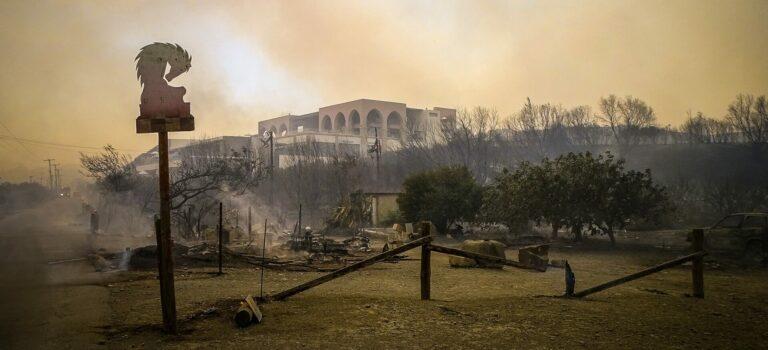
[1,0,767,182]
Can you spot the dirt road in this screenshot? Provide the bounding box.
[0,199,115,349]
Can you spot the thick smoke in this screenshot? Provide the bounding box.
[1,0,767,181]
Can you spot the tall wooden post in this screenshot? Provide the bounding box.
[297,204,302,245]
[157,132,177,333]
[135,42,194,335]
[691,229,704,298]
[268,131,274,205]
[187,206,193,238]
[218,202,223,275]
[260,218,268,299]
[420,222,431,300]
[248,206,252,241]
[374,127,380,176]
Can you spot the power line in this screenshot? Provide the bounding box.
[0,135,142,152]
[0,120,38,157]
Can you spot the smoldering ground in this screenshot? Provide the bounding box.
[0,197,152,348]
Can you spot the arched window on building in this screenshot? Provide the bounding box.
[334,112,346,133]
[322,115,332,131]
[386,111,403,139]
[350,110,361,135]
[366,109,382,137]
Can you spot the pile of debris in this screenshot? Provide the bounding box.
[127,243,339,272]
[282,226,373,255]
[449,240,507,268]
[128,244,193,269]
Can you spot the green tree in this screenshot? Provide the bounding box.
[558,152,671,244]
[397,166,482,234]
[555,152,610,241]
[592,165,672,244]
[481,161,555,236]
[482,151,672,245]
[481,165,535,232]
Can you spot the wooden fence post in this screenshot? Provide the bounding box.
[691,228,704,298]
[218,202,223,275]
[565,260,575,297]
[420,222,431,300]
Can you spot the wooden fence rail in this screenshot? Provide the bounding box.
[570,229,706,298]
[429,244,547,272]
[267,236,432,302]
[571,251,706,298]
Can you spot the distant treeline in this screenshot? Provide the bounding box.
[0,181,51,218]
[261,94,767,229]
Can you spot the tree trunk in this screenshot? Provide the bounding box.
[607,227,616,246]
[551,224,560,240]
[573,227,583,242]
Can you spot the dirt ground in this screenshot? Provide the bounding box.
[2,199,767,349]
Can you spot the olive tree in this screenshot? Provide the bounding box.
[481,151,671,245]
[481,162,547,234]
[397,166,483,234]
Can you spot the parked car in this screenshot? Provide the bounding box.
[695,213,768,262]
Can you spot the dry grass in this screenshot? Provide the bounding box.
[3,200,766,349]
[104,242,768,349]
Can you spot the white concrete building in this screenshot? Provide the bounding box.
[256,99,455,168]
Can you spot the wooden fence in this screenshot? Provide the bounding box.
[261,226,707,303]
[568,229,706,298]
[264,222,543,302]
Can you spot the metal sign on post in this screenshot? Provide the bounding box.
[135,42,195,334]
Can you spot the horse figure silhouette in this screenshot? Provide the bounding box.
[136,43,192,118]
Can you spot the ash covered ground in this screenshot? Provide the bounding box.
[1,198,767,349]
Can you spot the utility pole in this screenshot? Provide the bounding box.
[248,206,252,241]
[297,156,302,243]
[54,164,60,192]
[268,131,274,205]
[269,131,274,172]
[261,130,275,205]
[374,127,380,175]
[297,203,302,246]
[43,159,55,191]
[367,128,381,176]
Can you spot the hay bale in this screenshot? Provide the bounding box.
[87,253,112,272]
[448,240,507,268]
[201,227,217,241]
[417,221,439,236]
